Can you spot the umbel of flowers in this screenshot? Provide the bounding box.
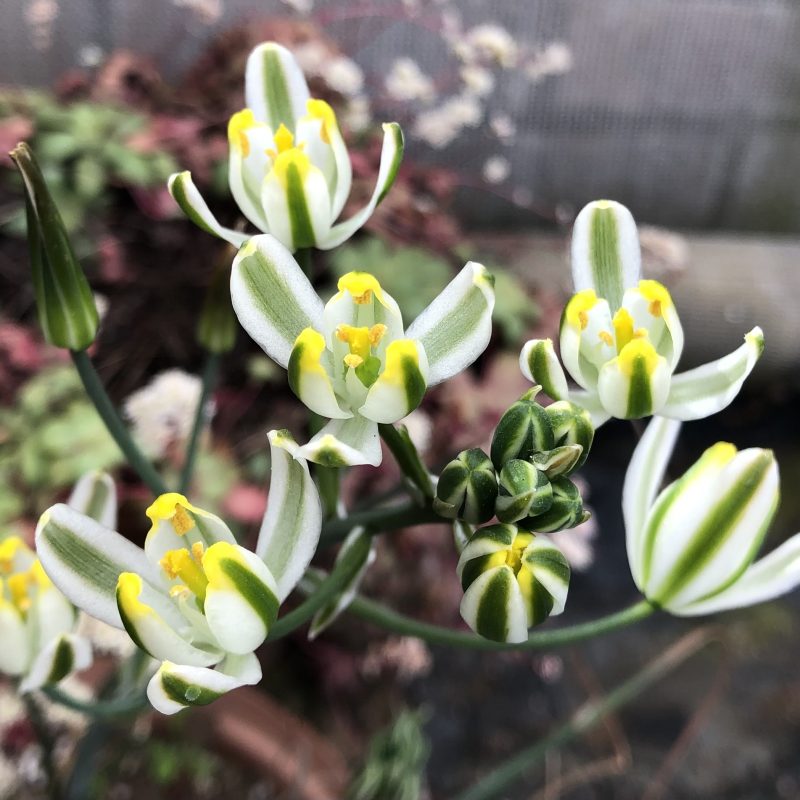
[169,42,404,253]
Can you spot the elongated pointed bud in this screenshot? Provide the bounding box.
[490,387,555,469]
[495,459,553,523]
[10,143,99,350]
[434,448,498,524]
[457,524,570,643]
[197,263,238,354]
[520,476,589,533]
[545,400,595,472]
[531,445,584,479]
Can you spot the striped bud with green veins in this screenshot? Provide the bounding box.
[495,459,552,524]
[531,445,584,479]
[545,400,594,473]
[490,386,555,469]
[434,449,498,524]
[521,477,589,533]
[10,143,99,351]
[457,524,570,643]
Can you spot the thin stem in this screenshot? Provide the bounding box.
[316,464,341,520]
[455,629,715,800]
[295,247,313,278]
[41,685,149,720]
[23,693,61,799]
[179,353,219,494]
[70,350,168,496]
[378,423,435,499]
[320,501,442,547]
[346,595,655,650]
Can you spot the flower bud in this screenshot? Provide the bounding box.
[545,400,594,472]
[434,448,498,524]
[495,459,552,523]
[197,263,238,354]
[531,445,584,479]
[521,476,589,533]
[490,387,555,469]
[10,143,99,350]
[457,524,570,643]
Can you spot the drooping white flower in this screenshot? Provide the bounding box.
[169,42,403,253]
[230,234,495,466]
[520,200,764,425]
[625,417,800,616]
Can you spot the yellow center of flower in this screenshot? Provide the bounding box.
[306,98,338,144]
[336,324,388,369]
[487,532,534,576]
[160,545,208,602]
[0,559,50,616]
[337,272,383,305]
[146,493,197,536]
[0,536,25,575]
[638,279,672,318]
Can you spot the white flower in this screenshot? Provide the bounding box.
[482,155,511,184]
[460,64,495,97]
[279,0,313,14]
[342,95,372,133]
[490,113,517,142]
[325,56,364,97]
[465,24,518,67]
[413,94,483,148]
[124,369,207,460]
[525,42,573,81]
[385,58,436,103]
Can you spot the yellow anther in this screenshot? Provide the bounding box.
[169,584,191,599]
[598,330,614,347]
[274,123,294,153]
[337,272,382,305]
[172,504,195,536]
[8,572,31,612]
[344,353,364,369]
[336,325,372,360]
[191,542,205,564]
[369,324,388,347]
[0,537,27,575]
[306,98,338,144]
[565,289,598,331]
[159,548,208,601]
[228,109,260,157]
[638,279,672,318]
[612,308,635,353]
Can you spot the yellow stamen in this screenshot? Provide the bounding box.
[565,289,599,331]
[344,353,364,369]
[337,272,383,305]
[369,324,388,347]
[228,109,261,157]
[8,572,31,612]
[191,542,205,564]
[506,532,534,574]
[273,123,294,153]
[0,537,27,575]
[336,324,373,360]
[598,330,614,347]
[147,493,197,536]
[159,548,208,601]
[612,308,635,354]
[306,98,338,144]
[638,279,672,318]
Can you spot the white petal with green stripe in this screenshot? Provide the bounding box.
[559,291,613,391]
[297,414,382,467]
[359,339,429,423]
[571,200,641,312]
[659,327,764,421]
[0,601,28,676]
[231,234,325,368]
[288,328,352,419]
[622,416,682,587]
[201,543,280,654]
[68,470,117,530]
[227,110,272,231]
[405,261,494,386]
[245,42,311,131]
[519,338,569,400]
[36,503,162,629]
[460,565,529,644]
[317,123,404,250]
[147,651,262,715]
[256,430,323,601]
[19,633,92,693]
[167,171,249,247]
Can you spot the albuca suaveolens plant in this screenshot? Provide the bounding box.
[169,42,404,252]
[230,234,495,466]
[36,432,322,714]
[520,200,764,424]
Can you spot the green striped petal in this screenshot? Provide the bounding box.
[597,339,671,419]
[288,328,352,419]
[167,171,249,247]
[0,600,28,676]
[35,504,161,629]
[245,42,310,131]
[642,444,779,611]
[519,338,569,400]
[677,533,800,617]
[317,123,404,250]
[545,400,595,472]
[519,535,571,619]
[558,291,613,391]
[405,261,494,386]
[256,430,323,601]
[659,327,764,421]
[495,460,553,524]
[202,543,280,654]
[434,448,498,525]
[296,414,382,467]
[568,389,611,428]
[521,476,588,533]
[490,387,555,469]
[460,565,529,643]
[28,580,75,654]
[359,339,429,424]
[309,527,375,640]
[231,234,325,368]
[67,470,117,530]
[571,200,641,311]
[19,633,92,693]
[622,416,682,588]
[147,652,261,715]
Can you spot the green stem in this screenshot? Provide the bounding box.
[455,629,713,800]
[316,464,341,520]
[179,353,219,494]
[347,596,655,650]
[320,501,442,547]
[378,423,435,499]
[24,693,61,799]
[296,247,313,278]
[70,350,168,496]
[41,685,149,719]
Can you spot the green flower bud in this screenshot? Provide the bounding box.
[434,448,498,524]
[532,445,584,479]
[457,523,570,643]
[490,386,555,469]
[495,459,553,523]
[520,476,589,533]
[10,143,99,350]
[544,400,594,472]
[197,263,237,354]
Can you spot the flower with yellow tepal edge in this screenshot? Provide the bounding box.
[624,416,800,616]
[519,200,764,425]
[230,234,495,467]
[168,42,404,253]
[35,431,323,715]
